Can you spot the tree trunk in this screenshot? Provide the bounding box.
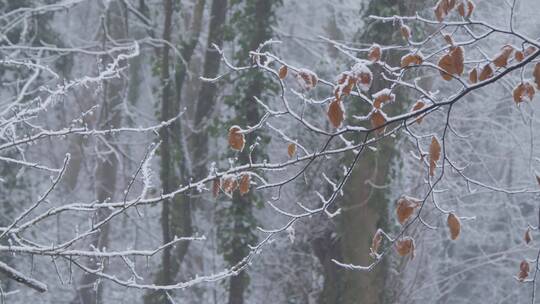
[315,1,427,303]
[169,0,205,273]
[174,0,205,111]
[145,0,227,302]
[191,0,227,178]
[227,1,275,303]
[143,0,178,303]
[157,0,175,290]
[74,1,126,303]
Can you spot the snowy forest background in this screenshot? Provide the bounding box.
[1,0,540,303]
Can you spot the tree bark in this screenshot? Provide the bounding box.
[315,1,428,303]
[74,1,126,303]
[227,1,274,303]
[143,0,178,303]
[145,1,227,302]
[191,0,228,178]
[169,0,205,274]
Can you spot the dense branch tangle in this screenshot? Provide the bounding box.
[0,1,198,294]
[1,0,540,299]
[206,0,540,299]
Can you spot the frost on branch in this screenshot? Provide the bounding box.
[3,0,540,301]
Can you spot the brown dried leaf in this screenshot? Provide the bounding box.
[343,80,355,96]
[395,237,415,257]
[373,91,394,109]
[228,126,245,151]
[478,64,493,81]
[222,177,238,194]
[368,44,382,62]
[412,100,426,124]
[447,213,461,240]
[356,71,372,91]
[518,260,530,282]
[457,2,466,16]
[521,260,530,273]
[327,99,344,128]
[370,229,383,257]
[493,45,514,68]
[212,178,221,198]
[239,174,250,195]
[333,88,340,100]
[396,196,420,225]
[429,136,441,177]
[287,143,297,158]
[438,47,464,81]
[401,25,411,41]
[525,227,532,244]
[466,0,475,18]
[451,46,465,75]
[370,110,387,134]
[443,34,454,46]
[434,0,448,22]
[526,83,536,101]
[401,53,424,68]
[469,67,478,84]
[337,73,348,85]
[515,51,525,62]
[534,63,540,89]
[297,69,318,90]
[438,54,455,81]
[310,74,318,87]
[513,82,535,104]
[525,46,538,57]
[278,65,288,79]
[334,74,355,100]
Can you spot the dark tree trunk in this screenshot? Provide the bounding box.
[191,0,228,178]
[168,0,206,283]
[314,1,428,304]
[145,0,226,302]
[74,1,126,303]
[174,0,205,112]
[157,0,174,288]
[227,1,274,303]
[143,0,178,303]
[227,75,263,304]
